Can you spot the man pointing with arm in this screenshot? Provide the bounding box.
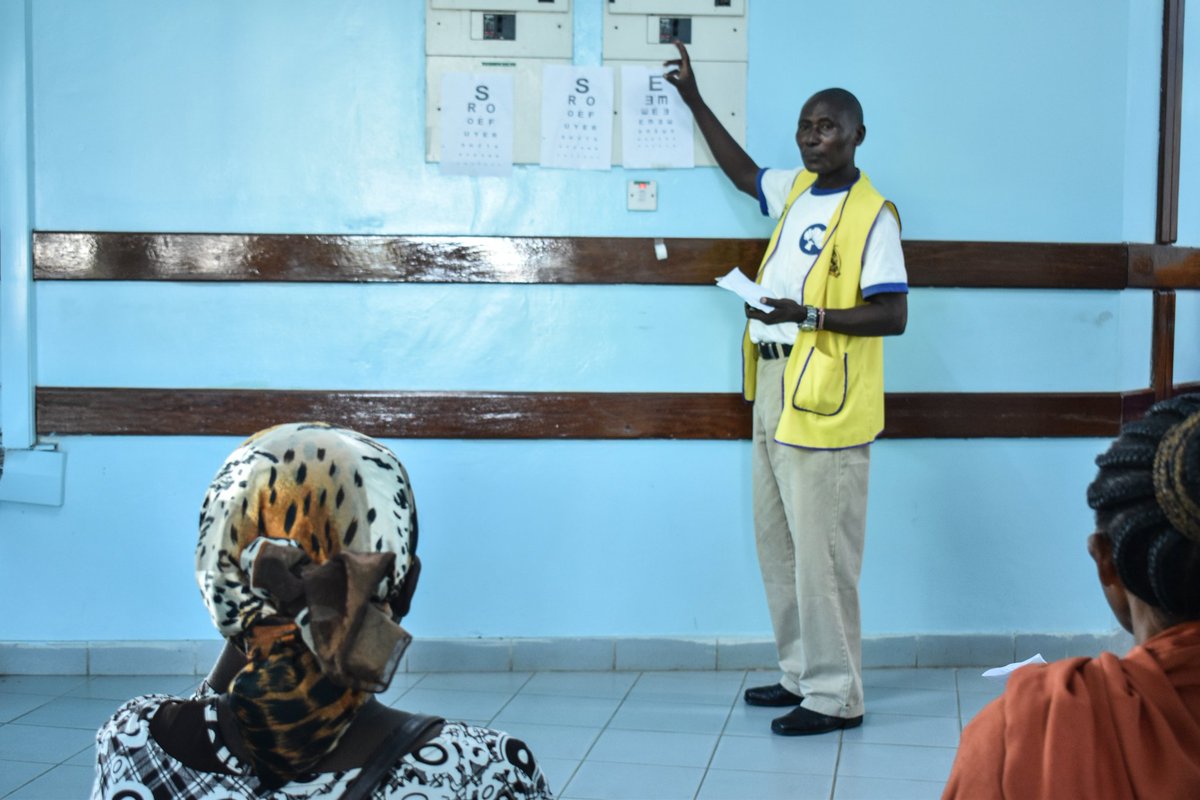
[666,42,907,736]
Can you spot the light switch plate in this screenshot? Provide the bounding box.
[628,179,657,211]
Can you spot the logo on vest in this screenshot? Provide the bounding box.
[799,224,826,256]
[829,246,841,277]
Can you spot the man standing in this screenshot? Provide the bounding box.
[666,43,908,736]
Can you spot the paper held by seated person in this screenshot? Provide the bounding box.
[716,267,772,312]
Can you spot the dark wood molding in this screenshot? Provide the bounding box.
[884,392,1124,438]
[1121,388,1158,425]
[34,232,1144,289]
[35,387,1174,440]
[34,388,754,440]
[31,232,767,286]
[1152,289,1177,400]
[1123,381,1200,424]
[1157,0,1186,244]
[1126,243,1200,288]
[906,240,1127,289]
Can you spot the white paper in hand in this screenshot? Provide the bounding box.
[981,653,1047,679]
[716,267,772,312]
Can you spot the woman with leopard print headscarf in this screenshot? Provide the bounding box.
[93,422,553,799]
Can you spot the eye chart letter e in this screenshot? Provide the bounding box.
[620,65,694,169]
[540,65,614,171]
[439,72,515,177]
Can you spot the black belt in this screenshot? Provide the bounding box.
[757,342,793,360]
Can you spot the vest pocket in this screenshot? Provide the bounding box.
[791,344,848,416]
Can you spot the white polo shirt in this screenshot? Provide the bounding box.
[750,168,908,345]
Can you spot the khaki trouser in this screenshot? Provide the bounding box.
[752,355,869,719]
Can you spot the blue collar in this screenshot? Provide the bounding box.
[810,170,860,195]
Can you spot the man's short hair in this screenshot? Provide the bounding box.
[808,88,863,128]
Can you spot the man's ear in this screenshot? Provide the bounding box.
[855,124,866,146]
[390,555,421,621]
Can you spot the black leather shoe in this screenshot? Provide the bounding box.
[770,706,863,736]
[743,683,804,707]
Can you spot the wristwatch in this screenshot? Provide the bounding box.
[798,304,820,332]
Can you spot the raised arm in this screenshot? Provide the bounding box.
[664,41,759,198]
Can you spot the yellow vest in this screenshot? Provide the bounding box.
[742,170,899,449]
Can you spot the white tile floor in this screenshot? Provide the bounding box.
[0,667,1007,799]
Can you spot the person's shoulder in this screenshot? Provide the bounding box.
[761,166,804,180]
[1009,655,1099,689]
[434,721,536,756]
[758,168,811,216]
[99,693,172,731]
[1000,655,1111,719]
[853,171,892,203]
[417,722,553,797]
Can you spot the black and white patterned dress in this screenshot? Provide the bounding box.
[92,694,554,800]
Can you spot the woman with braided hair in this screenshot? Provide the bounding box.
[943,394,1200,799]
[92,423,553,799]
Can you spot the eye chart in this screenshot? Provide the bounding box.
[439,72,514,177]
[620,65,694,169]
[540,65,614,171]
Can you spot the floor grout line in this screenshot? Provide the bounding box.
[0,669,979,799]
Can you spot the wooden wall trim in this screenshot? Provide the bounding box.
[32,233,768,286]
[1157,0,1186,244]
[34,388,753,440]
[36,387,1175,440]
[1127,244,1200,288]
[1152,289,1177,400]
[34,232,1151,289]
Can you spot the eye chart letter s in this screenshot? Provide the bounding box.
[439,72,515,177]
[539,65,614,171]
[620,65,694,169]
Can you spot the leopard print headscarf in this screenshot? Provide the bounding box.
[195,422,417,788]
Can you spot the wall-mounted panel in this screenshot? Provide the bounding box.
[432,0,571,12]
[426,0,572,164]
[603,0,747,168]
[603,4,747,61]
[427,0,571,58]
[605,0,745,16]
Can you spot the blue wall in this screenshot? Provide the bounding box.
[2,0,1195,642]
[30,0,1159,241]
[1180,0,1200,246]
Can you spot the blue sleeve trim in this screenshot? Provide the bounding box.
[756,168,770,216]
[862,282,909,298]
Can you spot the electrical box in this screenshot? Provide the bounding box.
[426,0,572,164]
[427,0,572,59]
[604,0,745,16]
[603,0,747,167]
[603,0,746,61]
[432,0,571,11]
[627,179,658,211]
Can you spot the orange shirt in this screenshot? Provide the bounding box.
[943,622,1200,800]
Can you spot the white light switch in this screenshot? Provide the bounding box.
[628,179,657,211]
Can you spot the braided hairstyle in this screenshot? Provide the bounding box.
[1087,394,1200,622]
